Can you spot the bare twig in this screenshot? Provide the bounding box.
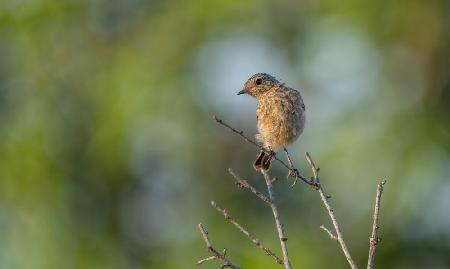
[283,148,294,170]
[214,116,314,187]
[367,180,386,269]
[197,223,241,269]
[197,256,217,266]
[211,201,284,265]
[260,169,292,269]
[320,225,337,240]
[283,148,300,185]
[214,115,261,149]
[228,168,273,205]
[227,167,292,267]
[305,152,358,269]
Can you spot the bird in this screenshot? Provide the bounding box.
[237,73,305,170]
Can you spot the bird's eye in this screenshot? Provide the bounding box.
[255,78,263,85]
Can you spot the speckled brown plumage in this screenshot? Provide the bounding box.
[238,73,305,170]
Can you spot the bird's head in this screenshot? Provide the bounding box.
[237,73,280,98]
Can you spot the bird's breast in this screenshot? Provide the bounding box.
[256,91,305,150]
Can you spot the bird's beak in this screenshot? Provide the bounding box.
[237,89,247,95]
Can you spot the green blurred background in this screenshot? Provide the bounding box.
[1,0,449,268]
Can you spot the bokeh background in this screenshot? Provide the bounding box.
[1,0,450,268]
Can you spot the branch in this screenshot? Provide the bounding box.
[197,223,241,269]
[216,117,354,268]
[228,167,291,267]
[214,116,315,187]
[197,256,216,266]
[320,225,337,240]
[260,169,292,269]
[283,148,301,186]
[211,201,283,265]
[305,152,358,269]
[211,117,388,269]
[367,180,386,269]
[228,168,273,205]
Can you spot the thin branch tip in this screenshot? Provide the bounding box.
[320,225,338,240]
[197,223,241,269]
[227,168,273,205]
[211,201,284,265]
[367,179,387,269]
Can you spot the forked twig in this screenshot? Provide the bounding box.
[228,168,273,205]
[211,201,283,265]
[305,152,358,269]
[228,168,291,267]
[197,223,241,269]
[283,148,300,185]
[320,225,337,240]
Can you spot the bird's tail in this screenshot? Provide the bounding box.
[253,150,272,171]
